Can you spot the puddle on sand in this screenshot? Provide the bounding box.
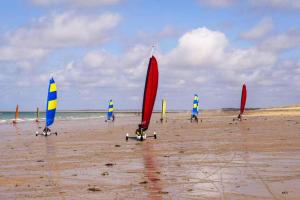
[155,151,300,199]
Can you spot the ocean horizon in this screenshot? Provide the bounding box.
[0,111,136,124]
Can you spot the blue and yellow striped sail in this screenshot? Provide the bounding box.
[192,94,199,116]
[107,99,114,120]
[46,78,57,127]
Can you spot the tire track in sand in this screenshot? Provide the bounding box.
[238,122,279,200]
[44,138,66,200]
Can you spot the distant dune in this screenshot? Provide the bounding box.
[246,104,300,117]
[261,104,300,110]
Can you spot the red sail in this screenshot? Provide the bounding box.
[140,56,159,131]
[240,84,247,115]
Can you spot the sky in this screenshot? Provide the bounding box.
[0,0,300,111]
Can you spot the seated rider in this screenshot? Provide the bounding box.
[191,114,198,120]
[136,123,147,135]
[43,127,51,134]
[237,114,241,120]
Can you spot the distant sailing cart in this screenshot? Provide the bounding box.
[234,84,247,121]
[35,107,40,122]
[160,98,167,123]
[126,54,158,141]
[12,104,19,124]
[105,99,115,122]
[36,77,58,136]
[191,94,200,123]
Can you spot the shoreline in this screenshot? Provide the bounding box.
[2,107,300,124]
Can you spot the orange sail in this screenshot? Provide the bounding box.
[13,104,19,124]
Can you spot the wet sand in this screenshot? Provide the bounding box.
[1,109,300,200]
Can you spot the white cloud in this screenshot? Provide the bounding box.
[162,28,228,68]
[0,46,48,62]
[0,11,121,68]
[194,76,208,83]
[129,96,140,101]
[52,27,280,107]
[53,45,153,91]
[259,28,300,52]
[53,27,280,95]
[30,0,121,7]
[224,48,276,70]
[83,50,115,68]
[197,0,235,7]
[241,17,273,40]
[268,60,300,87]
[197,0,300,9]
[2,26,299,109]
[136,26,180,41]
[162,27,276,73]
[250,0,300,9]
[7,12,121,49]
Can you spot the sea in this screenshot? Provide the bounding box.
[0,111,136,124]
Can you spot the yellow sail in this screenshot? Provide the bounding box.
[161,98,166,120]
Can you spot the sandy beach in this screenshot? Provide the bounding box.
[0,109,300,200]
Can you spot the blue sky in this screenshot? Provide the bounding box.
[1,0,300,111]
